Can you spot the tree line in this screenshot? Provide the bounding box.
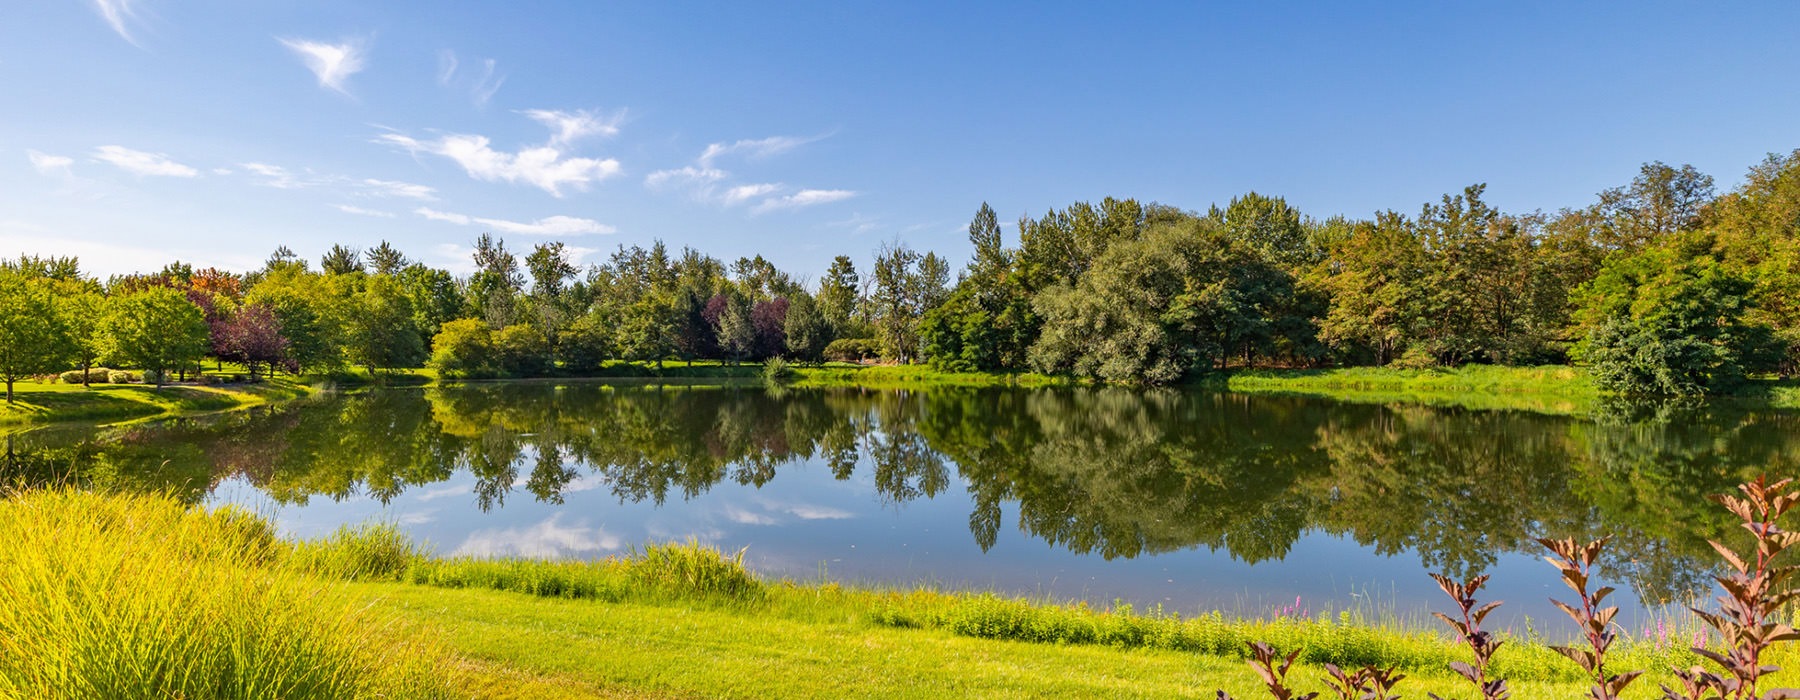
[2,149,1796,396]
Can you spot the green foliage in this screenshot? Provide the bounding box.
[782,292,830,362]
[344,275,426,373]
[1576,235,1779,396]
[1217,191,1315,270]
[0,273,71,401]
[466,233,523,328]
[1028,218,1299,384]
[100,287,208,386]
[762,355,793,382]
[244,264,346,374]
[426,319,498,379]
[817,255,863,337]
[824,337,880,362]
[59,368,110,385]
[627,540,764,601]
[494,324,551,377]
[292,522,419,581]
[556,313,613,373]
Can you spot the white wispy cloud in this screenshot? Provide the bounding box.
[721,183,783,205]
[522,109,624,147]
[378,132,621,197]
[333,204,395,218]
[471,58,505,106]
[437,50,504,106]
[777,503,854,520]
[91,0,142,44]
[722,506,779,526]
[359,178,436,200]
[753,189,857,213]
[644,166,727,189]
[27,150,75,177]
[414,206,615,236]
[436,50,458,85]
[241,162,308,189]
[92,145,197,177]
[453,514,622,558]
[826,213,883,236]
[649,134,853,213]
[279,38,366,94]
[698,135,818,168]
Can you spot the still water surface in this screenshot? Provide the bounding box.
[9,383,1798,632]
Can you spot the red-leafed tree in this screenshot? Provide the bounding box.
[751,298,790,359]
[216,303,289,380]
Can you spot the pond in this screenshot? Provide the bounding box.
[7,382,1798,633]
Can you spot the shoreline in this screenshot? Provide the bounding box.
[8,363,1799,428]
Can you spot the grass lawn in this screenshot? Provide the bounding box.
[352,582,1620,699]
[0,373,309,427]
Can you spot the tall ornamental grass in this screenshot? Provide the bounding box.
[0,489,453,700]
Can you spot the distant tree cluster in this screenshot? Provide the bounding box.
[4,150,1798,396]
[916,152,1800,395]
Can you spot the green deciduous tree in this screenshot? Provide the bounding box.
[345,275,426,374]
[0,273,70,402]
[468,234,524,328]
[366,241,409,276]
[320,244,364,275]
[1575,234,1780,395]
[428,319,498,379]
[1028,217,1297,383]
[817,255,863,337]
[101,287,209,386]
[782,292,829,362]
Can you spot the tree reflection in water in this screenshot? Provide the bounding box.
[7,384,1798,605]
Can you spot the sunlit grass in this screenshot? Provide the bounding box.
[13,493,1800,698]
[0,489,454,699]
[0,373,309,427]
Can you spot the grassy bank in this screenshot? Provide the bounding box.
[1219,365,1800,414]
[0,489,454,699]
[1215,365,1601,414]
[15,489,1792,698]
[0,374,312,427]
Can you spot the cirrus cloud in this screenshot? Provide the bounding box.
[279,38,366,94]
[522,108,625,147]
[92,145,197,177]
[414,206,615,236]
[753,189,857,214]
[27,150,75,177]
[379,132,621,197]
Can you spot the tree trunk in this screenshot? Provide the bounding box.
[82,358,91,387]
[5,378,13,404]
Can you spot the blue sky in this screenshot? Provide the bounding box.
[6,2,1799,279]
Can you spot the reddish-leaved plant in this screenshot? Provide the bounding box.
[1540,536,1642,700]
[1427,573,1510,700]
[1664,477,1800,700]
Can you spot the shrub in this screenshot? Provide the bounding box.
[58,368,110,384]
[495,325,551,377]
[762,356,793,382]
[427,319,498,379]
[0,489,453,699]
[106,369,138,384]
[627,540,763,601]
[291,522,419,582]
[556,315,612,374]
[825,338,880,363]
[140,369,163,385]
